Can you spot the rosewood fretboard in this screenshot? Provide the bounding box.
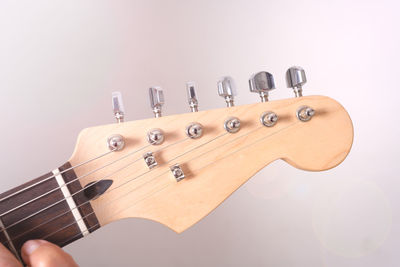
[0,162,100,261]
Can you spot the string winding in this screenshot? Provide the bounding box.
[0,121,299,247]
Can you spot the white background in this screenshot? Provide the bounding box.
[0,0,399,266]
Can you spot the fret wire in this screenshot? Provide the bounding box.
[0,149,116,203]
[41,173,171,241]
[21,121,299,246]
[0,143,152,218]
[0,134,193,219]
[0,135,190,219]
[0,136,189,232]
[0,131,227,241]
[1,121,295,246]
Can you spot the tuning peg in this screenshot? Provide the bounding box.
[286,66,307,97]
[149,86,164,118]
[186,81,199,112]
[249,71,275,102]
[112,91,125,123]
[217,76,237,107]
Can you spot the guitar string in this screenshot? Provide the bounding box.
[1,120,298,246]
[0,134,196,218]
[1,124,257,244]
[0,136,191,232]
[0,129,230,245]
[0,132,228,238]
[0,150,116,203]
[32,121,299,245]
[0,144,150,217]
[51,179,173,247]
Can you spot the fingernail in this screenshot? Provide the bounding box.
[23,240,46,255]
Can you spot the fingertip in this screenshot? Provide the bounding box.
[21,240,78,267]
[21,240,47,257]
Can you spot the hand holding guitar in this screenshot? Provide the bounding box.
[0,67,353,264]
[0,240,77,267]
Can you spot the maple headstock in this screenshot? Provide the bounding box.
[69,95,353,233]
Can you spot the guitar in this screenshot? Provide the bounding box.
[0,67,353,262]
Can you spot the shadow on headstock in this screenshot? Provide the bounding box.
[69,95,353,233]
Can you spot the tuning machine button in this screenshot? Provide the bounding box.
[249,71,275,102]
[112,91,125,123]
[186,82,199,112]
[286,66,307,97]
[149,86,164,117]
[218,76,237,107]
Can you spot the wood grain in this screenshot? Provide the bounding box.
[69,95,353,233]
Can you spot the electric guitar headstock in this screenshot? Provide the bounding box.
[69,67,353,233]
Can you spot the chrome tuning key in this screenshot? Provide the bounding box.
[218,76,237,107]
[296,106,315,122]
[149,86,164,117]
[107,134,125,151]
[249,71,275,102]
[260,111,278,127]
[186,122,203,139]
[286,66,307,97]
[186,82,199,112]
[112,91,125,123]
[147,128,165,145]
[224,117,241,133]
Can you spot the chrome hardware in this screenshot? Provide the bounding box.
[217,76,237,107]
[260,111,278,127]
[249,71,275,102]
[147,128,164,145]
[149,86,164,117]
[107,134,125,151]
[112,91,125,123]
[286,66,307,97]
[224,117,241,133]
[170,164,185,182]
[296,106,315,122]
[143,152,158,169]
[186,122,203,139]
[186,81,199,112]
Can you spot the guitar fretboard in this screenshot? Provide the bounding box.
[0,162,99,260]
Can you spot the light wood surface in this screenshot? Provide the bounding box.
[69,95,353,233]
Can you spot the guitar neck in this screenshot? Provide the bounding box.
[0,163,99,260]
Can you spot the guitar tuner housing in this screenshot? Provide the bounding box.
[296,106,315,122]
[186,122,203,139]
[260,111,278,127]
[224,117,241,133]
[147,128,165,145]
[107,134,125,151]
